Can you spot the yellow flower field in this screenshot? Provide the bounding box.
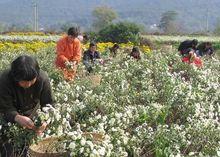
[0,40,151,53]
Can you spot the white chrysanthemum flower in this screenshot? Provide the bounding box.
[80,138,86,146]
[103,116,107,121]
[86,141,94,150]
[115,113,122,119]
[70,152,76,156]
[64,94,68,102]
[111,127,117,132]
[55,113,61,121]
[92,149,98,156]
[98,147,106,156]
[76,85,80,91]
[80,147,84,154]
[189,152,196,156]
[109,118,115,126]
[96,114,102,119]
[76,133,82,140]
[123,136,129,145]
[217,150,220,156]
[69,142,76,150]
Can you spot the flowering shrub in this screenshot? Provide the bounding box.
[0,41,55,52]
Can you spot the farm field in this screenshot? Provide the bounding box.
[0,34,220,157]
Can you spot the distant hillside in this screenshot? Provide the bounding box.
[0,0,220,32]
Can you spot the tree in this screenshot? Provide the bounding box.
[7,24,17,32]
[60,22,78,33]
[20,24,33,32]
[92,6,118,32]
[7,24,33,32]
[98,21,142,43]
[159,10,179,34]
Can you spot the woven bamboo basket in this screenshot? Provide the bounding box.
[29,132,104,157]
[87,74,102,87]
[82,132,104,143]
[28,136,68,157]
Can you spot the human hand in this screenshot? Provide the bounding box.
[15,115,35,130]
[98,59,104,65]
[35,122,47,136]
[65,61,77,70]
[72,60,77,65]
[189,51,196,63]
[88,66,93,73]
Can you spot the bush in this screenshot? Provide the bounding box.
[140,37,154,49]
[98,22,142,44]
[84,31,98,43]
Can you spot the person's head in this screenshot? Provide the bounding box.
[10,55,40,88]
[112,44,120,50]
[192,39,198,48]
[205,42,212,49]
[204,42,213,55]
[89,42,97,52]
[113,44,119,49]
[110,44,120,57]
[83,34,89,42]
[67,27,80,42]
[132,47,139,53]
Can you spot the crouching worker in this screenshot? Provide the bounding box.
[55,27,82,81]
[196,42,214,57]
[109,44,120,58]
[182,49,203,68]
[83,42,103,73]
[178,39,198,57]
[130,47,141,60]
[0,55,53,157]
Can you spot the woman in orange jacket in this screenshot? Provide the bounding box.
[55,27,82,81]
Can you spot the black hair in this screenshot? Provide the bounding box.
[113,44,120,49]
[192,39,198,45]
[130,46,141,60]
[205,42,212,46]
[89,42,96,48]
[67,27,80,37]
[10,55,40,82]
[83,34,89,41]
[132,47,140,52]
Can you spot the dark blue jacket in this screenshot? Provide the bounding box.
[83,50,101,72]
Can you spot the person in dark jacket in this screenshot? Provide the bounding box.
[196,42,214,57]
[178,39,198,56]
[109,44,120,58]
[130,47,141,60]
[83,42,103,73]
[0,55,53,157]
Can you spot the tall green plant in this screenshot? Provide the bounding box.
[98,22,142,44]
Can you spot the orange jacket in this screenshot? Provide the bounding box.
[55,36,82,68]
